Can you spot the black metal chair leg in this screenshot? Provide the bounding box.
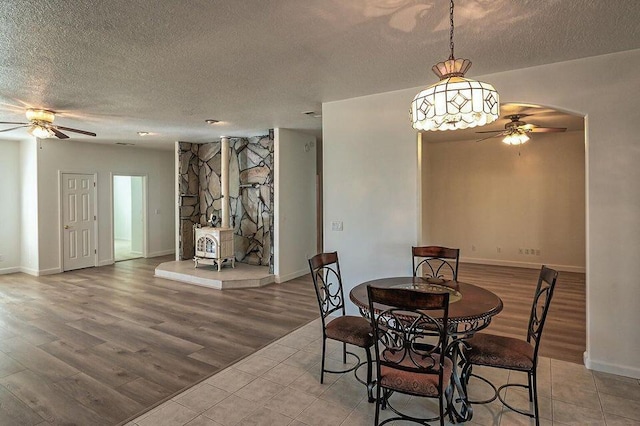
[381,389,388,410]
[532,371,540,426]
[365,346,374,403]
[342,342,347,364]
[374,384,382,425]
[528,371,534,402]
[320,337,326,384]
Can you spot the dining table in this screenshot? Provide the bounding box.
[349,276,503,423]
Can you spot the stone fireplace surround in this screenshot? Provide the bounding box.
[178,135,274,271]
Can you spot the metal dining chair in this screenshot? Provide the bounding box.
[308,252,374,402]
[367,285,452,425]
[412,246,460,281]
[462,265,559,425]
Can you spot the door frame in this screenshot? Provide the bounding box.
[110,173,149,262]
[58,171,99,272]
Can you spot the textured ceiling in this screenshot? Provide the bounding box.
[0,0,639,149]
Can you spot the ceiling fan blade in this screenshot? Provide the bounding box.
[476,132,506,143]
[500,103,557,117]
[50,127,70,139]
[528,126,567,133]
[475,130,504,134]
[0,121,29,125]
[55,125,97,137]
[518,107,558,116]
[0,125,29,133]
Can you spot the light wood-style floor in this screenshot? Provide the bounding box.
[0,256,318,425]
[458,263,586,364]
[0,259,585,425]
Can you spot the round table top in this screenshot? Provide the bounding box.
[349,276,503,323]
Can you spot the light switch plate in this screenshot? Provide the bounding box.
[331,221,343,231]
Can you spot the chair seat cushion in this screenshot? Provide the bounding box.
[380,353,452,397]
[325,315,373,348]
[466,333,535,371]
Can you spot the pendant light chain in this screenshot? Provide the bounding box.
[449,0,455,60]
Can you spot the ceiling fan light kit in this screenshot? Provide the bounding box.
[26,109,56,138]
[29,125,55,139]
[411,0,499,131]
[502,131,530,145]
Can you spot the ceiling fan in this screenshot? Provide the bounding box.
[476,114,566,145]
[0,109,96,139]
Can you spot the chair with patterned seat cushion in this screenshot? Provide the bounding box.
[463,265,559,425]
[367,285,452,425]
[412,246,460,281]
[308,252,374,402]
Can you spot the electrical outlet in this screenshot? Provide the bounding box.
[496,247,501,253]
[519,248,523,254]
[530,248,535,255]
[471,245,476,251]
[331,221,343,231]
[525,249,530,255]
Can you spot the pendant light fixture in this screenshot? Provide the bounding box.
[411,0,499,131]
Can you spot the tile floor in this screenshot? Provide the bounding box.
[127,319,640,426]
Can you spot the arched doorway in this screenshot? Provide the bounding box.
[419,103,586,363]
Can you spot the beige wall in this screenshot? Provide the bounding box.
[323,48,640,378]
[422,131,585,271]
[322,89,420,289]
[274,128,317,282]
[0,140,21,273]
[20,138,39,274]
[35,140,175,273]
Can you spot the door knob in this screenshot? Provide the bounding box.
[64,225,71,229]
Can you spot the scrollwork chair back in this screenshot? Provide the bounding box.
[412,246,460,281]
[367,286,452,425]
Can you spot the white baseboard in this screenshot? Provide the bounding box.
[20,267,39,276]
[38,267,61,276]
[18,267,60,276]
[19,261,116,275]
[146,249,175,258]
[131,251,143,256]
[584,351,640,379]
[460,256,585,273]
[275,268,309,283]
[0,266,21,275]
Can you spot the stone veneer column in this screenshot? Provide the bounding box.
[221,136,230,228]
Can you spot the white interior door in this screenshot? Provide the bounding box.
[62,173,96,271]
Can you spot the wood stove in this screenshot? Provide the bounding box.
[194,226,235,271]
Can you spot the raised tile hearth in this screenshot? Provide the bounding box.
[155,260,275,290]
